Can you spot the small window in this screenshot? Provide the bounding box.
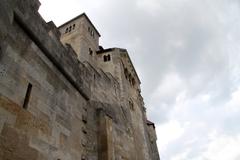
[69,26,72,32]
[129,100,134,110]
[103,54,111,62]
[73,24,75,29]
[65,28,68,33]
[107,54,111,61]
[103,55,107,62]
[23,83,32,109]
[89,48,93,55]
[124,68,128,79]
[132,78,136,86]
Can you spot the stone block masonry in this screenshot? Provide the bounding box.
[0,0,160,159]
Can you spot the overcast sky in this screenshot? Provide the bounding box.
[39,0,240,159]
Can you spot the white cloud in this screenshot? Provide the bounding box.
[226,87,240,112]
[151,72,184,102]
[170,150,190,160]
[136,0,161,14]
[203,134,240,160]
[156,120,185,151]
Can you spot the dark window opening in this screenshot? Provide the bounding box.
[103,55,107,62]
[129,100,134,110]
[23,83,32,109]
[89,48,93,55]
[73,24,75,29]
[82,115,87,124]
[124,68,128,79]
[65,27,68,33]
[132,78,136,86]
[107,54,110,61]
[128,74,132,83]
[82,127,87,134]
[103,54,111,62]
[69,26,72,32]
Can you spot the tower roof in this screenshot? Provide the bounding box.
[58,13,101,37]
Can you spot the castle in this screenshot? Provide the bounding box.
[0,0,160,159]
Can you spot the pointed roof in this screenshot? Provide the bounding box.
[58,13,101,37]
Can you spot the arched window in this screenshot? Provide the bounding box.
[65,27,68,33]
[103,54,111,62]
[103,55,107,62]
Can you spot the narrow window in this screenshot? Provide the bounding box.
[73,24,75,30]
[107,54,111,61]
[89,48,93,55]
[128,74,131,82]
[103,55,107,62]
[23,83,32,109]
[69,26,72,32]
[129,100,134,110]
[124,68,128,79]
[132,78,136,86]
[82,115,87,124]
[103,54,111,62]
[65,27,68,33]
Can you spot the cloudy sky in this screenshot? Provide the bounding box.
[39,0,240,159]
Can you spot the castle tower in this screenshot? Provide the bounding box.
[96,48,155,159]
[96,48,141,100]
[58,13,100,66]
[58,13,160,160]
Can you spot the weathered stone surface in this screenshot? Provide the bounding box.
[0,125,39,160]
[0,0,160,159]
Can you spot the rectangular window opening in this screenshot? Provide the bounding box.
[23,83,32,109]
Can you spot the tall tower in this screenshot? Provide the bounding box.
[58,13,101,66]
[58,13,160,160]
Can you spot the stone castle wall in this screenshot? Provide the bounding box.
[0,0,160,159]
